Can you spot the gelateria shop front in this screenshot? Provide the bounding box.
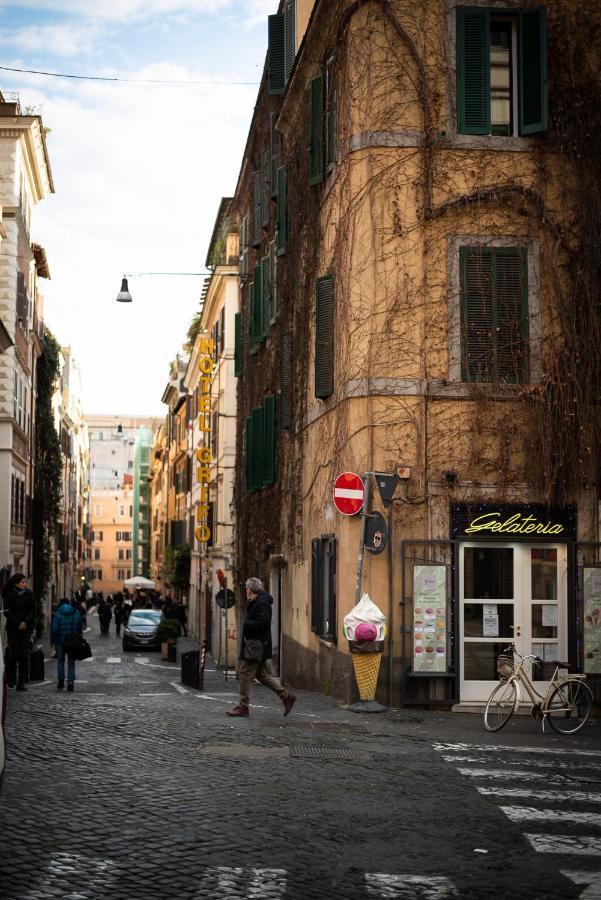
[452,504,584,704]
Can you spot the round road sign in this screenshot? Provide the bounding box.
[333,472,365,516]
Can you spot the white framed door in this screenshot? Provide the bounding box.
[459,543,567,702]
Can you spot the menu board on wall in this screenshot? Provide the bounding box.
[583,567,601,674]
[413,565,447,673]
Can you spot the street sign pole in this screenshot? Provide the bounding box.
[354,474,371,605]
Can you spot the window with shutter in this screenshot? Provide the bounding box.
[239,216,248,276]
[261,255,271,337]
[268,13,285,95]
[311,535,337,640]
[251,406,263,491]
[262,148,270,228]
[309,75,324,185]
[245,416,252,490]
[276,165,287,254]
[252,170,262,246]
[270,242,277,324]
[220,306,225,354]
[234,312,243,377]
[284,0,296,82]
[262,394,276,486]
[315,275,335,399]
[280,332,292,430]
[325,59,337,171]
[270,113,281,198]
[311,538,322,633]
[457,6,547,137]
[460,246,528,383]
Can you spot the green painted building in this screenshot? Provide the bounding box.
[133,426,152,578]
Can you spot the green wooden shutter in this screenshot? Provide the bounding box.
[457,7,491,135]
[251,406,263,491]
[270,242,277,324]
[284,0,296,82]
[245,415,253,490]
[315,275,334,398]
[234,312,243,377]
[252,170,262,246]
[276,165,287,254]
[262,148,270,228]
[494,248,528,382]
[519,7,548,135]
[252,264,263,347]
[270,113,281,199]
[280,332,292,430]
[460,247,494,382]
[262,394,276,486]
[311,538,322,633]
[268,14,285,95]
[309,75,324,185]
[261,254,271,337]
[239,216,248,276]
[326,85,337,172]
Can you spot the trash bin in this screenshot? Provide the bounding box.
[181,650,200,689]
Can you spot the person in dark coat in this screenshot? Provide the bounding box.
[2,573,35,691]
[113,598,125,637]
[51,599,83,691]
[98,598,112,636]
[177,601,188,637]
[227,577,296,718]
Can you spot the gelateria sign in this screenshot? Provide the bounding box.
[452,504,577,542]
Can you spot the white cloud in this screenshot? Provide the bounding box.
[3,61,257,414]
[1,23,105,57]
[4,0,235,23]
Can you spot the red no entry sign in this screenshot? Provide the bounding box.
[333,472,365,516]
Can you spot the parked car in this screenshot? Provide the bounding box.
[1,628,7,790]
[122,610,162,651]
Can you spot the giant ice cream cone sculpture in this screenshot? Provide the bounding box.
[344,593,387,709]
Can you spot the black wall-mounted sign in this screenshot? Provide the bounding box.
[365,511,388,555]
[452,504,577,542]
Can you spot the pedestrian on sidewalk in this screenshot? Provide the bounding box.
[114,597,125,637]
[2,573,35,692]
[51,598,83,692]
[227,577,295,718]
[98,598,112,636]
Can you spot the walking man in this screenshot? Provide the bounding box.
[227,577,296,718]
[2,573,35,691]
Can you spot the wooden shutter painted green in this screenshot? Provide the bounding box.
[234,312,243,377]
[252,170,262,246]
[284,0,296,82]
[460,247,528,383]
[309,76,324,185]
[270,113,281,199]
[315,275,334,399]
[270,242,277,324]
[245,415,253,490]
[519,7,548,134]
[276,165,287,254]
[239,215,248,276]
[326,84,337,172]
[262,394,276,486]
[262,148,270,228]
[280,332,292,430]
[457,7,491,135]
[249,280,257,354]
[268,14,285,95]
[251,406,263,491]
[252,264,263,347]
[311,538,322,633]
[261,254,271,337]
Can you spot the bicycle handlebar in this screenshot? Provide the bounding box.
[502,645,543,666]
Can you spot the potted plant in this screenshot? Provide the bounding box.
[157,619,181,661]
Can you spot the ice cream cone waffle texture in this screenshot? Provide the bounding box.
[351,651,382,700]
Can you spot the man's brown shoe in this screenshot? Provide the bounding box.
[226,706,249,717]
[283,695,296,717]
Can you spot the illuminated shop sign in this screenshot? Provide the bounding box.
[452,504,576,542]
[195,336,214,545]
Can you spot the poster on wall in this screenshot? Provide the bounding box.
[413,565,447,673]
[583,567,601,674]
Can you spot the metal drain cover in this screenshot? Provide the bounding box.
[289,745,372,761]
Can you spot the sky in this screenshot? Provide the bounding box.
[0,0,274,415]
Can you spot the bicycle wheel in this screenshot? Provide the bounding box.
[484,679,517,732]
[546,680,593,734]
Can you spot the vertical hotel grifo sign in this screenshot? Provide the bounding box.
[195,336,214,545]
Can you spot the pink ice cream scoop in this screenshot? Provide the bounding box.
[355,622,378,642]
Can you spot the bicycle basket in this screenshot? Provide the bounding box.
[497,652,514,677]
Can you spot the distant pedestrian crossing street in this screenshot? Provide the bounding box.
[434,739,601,896]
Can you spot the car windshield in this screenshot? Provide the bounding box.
[129,611,160,625]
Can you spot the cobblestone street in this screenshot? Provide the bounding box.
[1,616,600,900]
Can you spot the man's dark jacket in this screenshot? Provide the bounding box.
[3,588,35,636]
[239,590,273,662]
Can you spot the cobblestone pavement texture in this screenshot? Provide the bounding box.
[1,615,600,899]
